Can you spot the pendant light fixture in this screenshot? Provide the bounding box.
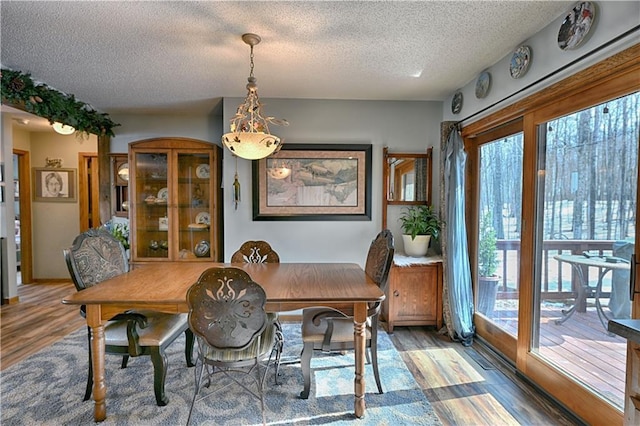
[222,33,288,160]
[52,122,75,135]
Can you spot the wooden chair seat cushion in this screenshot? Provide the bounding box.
[302,308,371,345]
[198,313,278,363]
[104,312,189,347]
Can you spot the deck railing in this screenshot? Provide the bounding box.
[494,239,620,300]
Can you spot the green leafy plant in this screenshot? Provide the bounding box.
[1,68,120,136]
[103,221,130,250]
[399,205,442,240]
[478,213,498,277]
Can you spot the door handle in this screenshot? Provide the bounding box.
[631,254,639,301]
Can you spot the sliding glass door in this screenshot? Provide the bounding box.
[464,48,639,423]
[532,92,639,410]
[476,129,523,344]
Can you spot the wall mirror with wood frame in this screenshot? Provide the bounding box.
[383,147,432,205]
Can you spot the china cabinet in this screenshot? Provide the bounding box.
[129,138,222,263]
[381,255,443,333]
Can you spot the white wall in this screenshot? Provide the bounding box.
[30,132,97,278]
[443,1,640,123]
[222,99,442,265]
[110,101,442,264]
[109,113,220,152]
[0,114,18,299]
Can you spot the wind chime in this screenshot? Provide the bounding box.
[233,157,241,210]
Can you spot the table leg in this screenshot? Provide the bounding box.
[86,305,107,422]
[353,302,367,418]
[595,268,615,333]
[556,264,586,325]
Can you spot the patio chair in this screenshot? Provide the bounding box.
[63,228,194,406]
[299,229,394,399]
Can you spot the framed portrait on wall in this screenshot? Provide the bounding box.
[32,168,77,202]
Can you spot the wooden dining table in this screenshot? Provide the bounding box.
[62,262,384,422]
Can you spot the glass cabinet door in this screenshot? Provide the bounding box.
[176,152,212,260]
[129,138,220,263]
[132,151,169,260]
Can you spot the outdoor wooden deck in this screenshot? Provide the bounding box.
[489,302,626,409]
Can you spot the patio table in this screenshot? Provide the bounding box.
[553,254,630,331]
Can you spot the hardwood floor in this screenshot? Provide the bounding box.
[1,282,582,425]
[1,282,84,370]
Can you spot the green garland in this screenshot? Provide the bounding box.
[1,68,119,136]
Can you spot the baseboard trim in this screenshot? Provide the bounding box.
[2,296,20,305]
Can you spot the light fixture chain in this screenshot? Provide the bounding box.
[249,45,255,78]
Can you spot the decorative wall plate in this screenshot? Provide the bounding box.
[509,45,531,79]
[557,1,596,51]
[194,240,210,257]
[475,71,491,99]
[451,91,463,114]
[157,187,168,201]
[196,163,210,179]
[195,211,210,225]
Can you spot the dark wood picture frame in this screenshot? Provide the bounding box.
[252,143,372,221]
[32,167,77,202]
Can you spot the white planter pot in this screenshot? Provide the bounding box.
[402,234,431,257]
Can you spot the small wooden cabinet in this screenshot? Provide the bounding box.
[381,256,443,333]
[129,138,222,263]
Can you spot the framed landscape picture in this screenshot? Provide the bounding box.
[252,143,372,221]
[33,168,77,202]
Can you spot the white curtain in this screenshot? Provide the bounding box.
[442,126,475,346]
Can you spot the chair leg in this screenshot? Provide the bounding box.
[371,321,383,394]
[84,327,93,401]
[185,329,196,367]
[273,326,284,385]
[299,341,313,399]
[121,355,129,369]
[187,356,205,426]
[150,347,169,406]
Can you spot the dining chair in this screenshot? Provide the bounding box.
[299,229,394,399]
[231,240,280,263]
[63,228,195,406]
[186,267,280,425]
[231,239,284,380]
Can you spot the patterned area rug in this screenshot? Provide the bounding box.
[1,323,442,425]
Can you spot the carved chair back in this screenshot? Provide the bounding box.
[187,267,268,351]
[64,228,129,292]
[364,229,395,316]
[231,240,280,264]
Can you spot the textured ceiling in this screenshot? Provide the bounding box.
[1,1,573,122]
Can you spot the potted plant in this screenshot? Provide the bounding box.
[477,213,499,316]
[399,205,442,257]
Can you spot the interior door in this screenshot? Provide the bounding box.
[13,149,32,284]
[78,153,100,231]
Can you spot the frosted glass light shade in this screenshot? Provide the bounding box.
[222,131,281,160]
[52,122,75,135]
